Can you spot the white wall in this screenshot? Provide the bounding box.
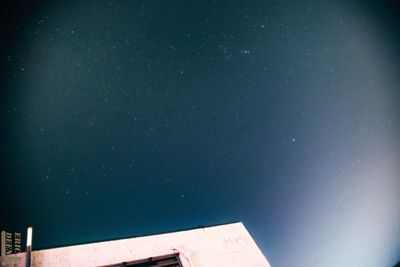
[0,222,271,267]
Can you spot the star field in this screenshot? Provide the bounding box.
[1,1,400,266]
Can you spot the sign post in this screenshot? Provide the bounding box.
[26,227,32,267]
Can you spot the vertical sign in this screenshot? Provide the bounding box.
[0,230,25,255]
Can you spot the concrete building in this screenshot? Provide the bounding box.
[0,222,271,267]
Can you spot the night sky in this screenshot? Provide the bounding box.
[1,1,400,266]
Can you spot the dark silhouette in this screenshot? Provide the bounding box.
[394,261,400,267]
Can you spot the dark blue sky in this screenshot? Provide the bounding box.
[1,1,400,266]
